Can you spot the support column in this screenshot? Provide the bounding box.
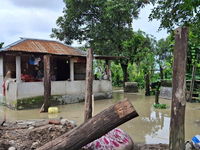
[44,54,51,112]
[108,60,111,81]
[70,58,74,81]
[0,56,4,94]
[16,56,21,83]
[84,48,93,122]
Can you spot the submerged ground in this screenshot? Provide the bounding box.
[0,88,200,149]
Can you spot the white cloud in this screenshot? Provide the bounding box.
[0,0,64,46]
[133,4,169,40]
[0,1,169,48]
[5,0,63,11]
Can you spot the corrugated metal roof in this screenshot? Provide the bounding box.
[0,38,87,56]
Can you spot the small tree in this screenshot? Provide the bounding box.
[51,0,155,88]
[156,37,172,79]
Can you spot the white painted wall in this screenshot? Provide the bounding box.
[5,82,17,106]
[16,80,112,99]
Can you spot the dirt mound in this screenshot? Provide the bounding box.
[0,120,74,150]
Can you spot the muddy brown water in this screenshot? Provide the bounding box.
[1,89,200,144]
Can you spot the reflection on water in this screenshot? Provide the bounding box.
[1,89,200,144]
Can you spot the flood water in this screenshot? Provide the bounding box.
[1,88,200,144]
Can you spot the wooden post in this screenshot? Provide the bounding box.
[145,72,150,96]
[188,54,199,102]
[169,27,189,150]
[92,95,94,117]
[84,48,93,121]
[155,91,159,104]
[108,60,112,81]
[36,98,139,150]
[44,54,51,112]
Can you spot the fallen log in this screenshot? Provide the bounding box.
[37,97,139,150]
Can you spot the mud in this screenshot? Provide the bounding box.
[0,121,169,150]
[0,119,74,150]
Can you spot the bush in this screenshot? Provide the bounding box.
[133,74,145,89]
[153,103,168,109]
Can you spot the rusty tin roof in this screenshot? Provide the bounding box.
[0,38,87,56]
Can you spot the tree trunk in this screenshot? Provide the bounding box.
[169,27,189,150]
[84,48,93,122]
[145,72,150,96]
[44,54,51,112]
[160,65,163,79]
[37,98,139,150]
[121,60,128,89]
[165,72,167,79]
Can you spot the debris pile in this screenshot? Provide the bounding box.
[0,117,76,150]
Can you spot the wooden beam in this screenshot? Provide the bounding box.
[43,54,51,112]
[169,27,189,150]
[36,98,139,150]
[84,48,93,122]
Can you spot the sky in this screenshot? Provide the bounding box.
[0,0,169,48]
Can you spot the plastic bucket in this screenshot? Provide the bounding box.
[48,107,58,114]
[191,135,200,148]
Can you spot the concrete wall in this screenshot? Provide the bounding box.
[0,56,3,95]
[4,80,112,109]
[5,82,17,108]
[17,80,112,99]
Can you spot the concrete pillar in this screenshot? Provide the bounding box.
[0,56,4,94]
[108,60,111,80]
[70,58,74,81]
[16,56,21,83]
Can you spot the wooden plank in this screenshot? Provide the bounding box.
[84,48,93,121]
[43,54,51,112]
[169,27,189,150]
[36,98,139,150]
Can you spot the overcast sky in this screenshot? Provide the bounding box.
[0,0,168,48]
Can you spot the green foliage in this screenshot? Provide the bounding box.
[93,59,106,79]
[51,0,152,46]
[150,73,160,83]
[186,25,200,73]
[111,62,123,87]
[156,36,172,65]
[122,30,156,73]
[149,0,200,32]
[153,103,168,109]
[133,74,145,89]
[0,42,4,49]
[51,0,157,86]
[127,63,137,81]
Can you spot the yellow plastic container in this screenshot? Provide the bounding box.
[48,107,58,114]
[48,113,58,119]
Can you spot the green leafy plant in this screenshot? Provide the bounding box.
[153,103,168,109]
[133,74,145,89]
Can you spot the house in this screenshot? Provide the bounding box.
[0,38,113,110]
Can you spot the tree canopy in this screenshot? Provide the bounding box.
[0,42,4,49]
[51,0,156,86]
[51,0,153,47]
[149,0,200,32]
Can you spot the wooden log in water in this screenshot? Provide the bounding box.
[37,97,139,150]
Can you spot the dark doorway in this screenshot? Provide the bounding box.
[56,59,70,81]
